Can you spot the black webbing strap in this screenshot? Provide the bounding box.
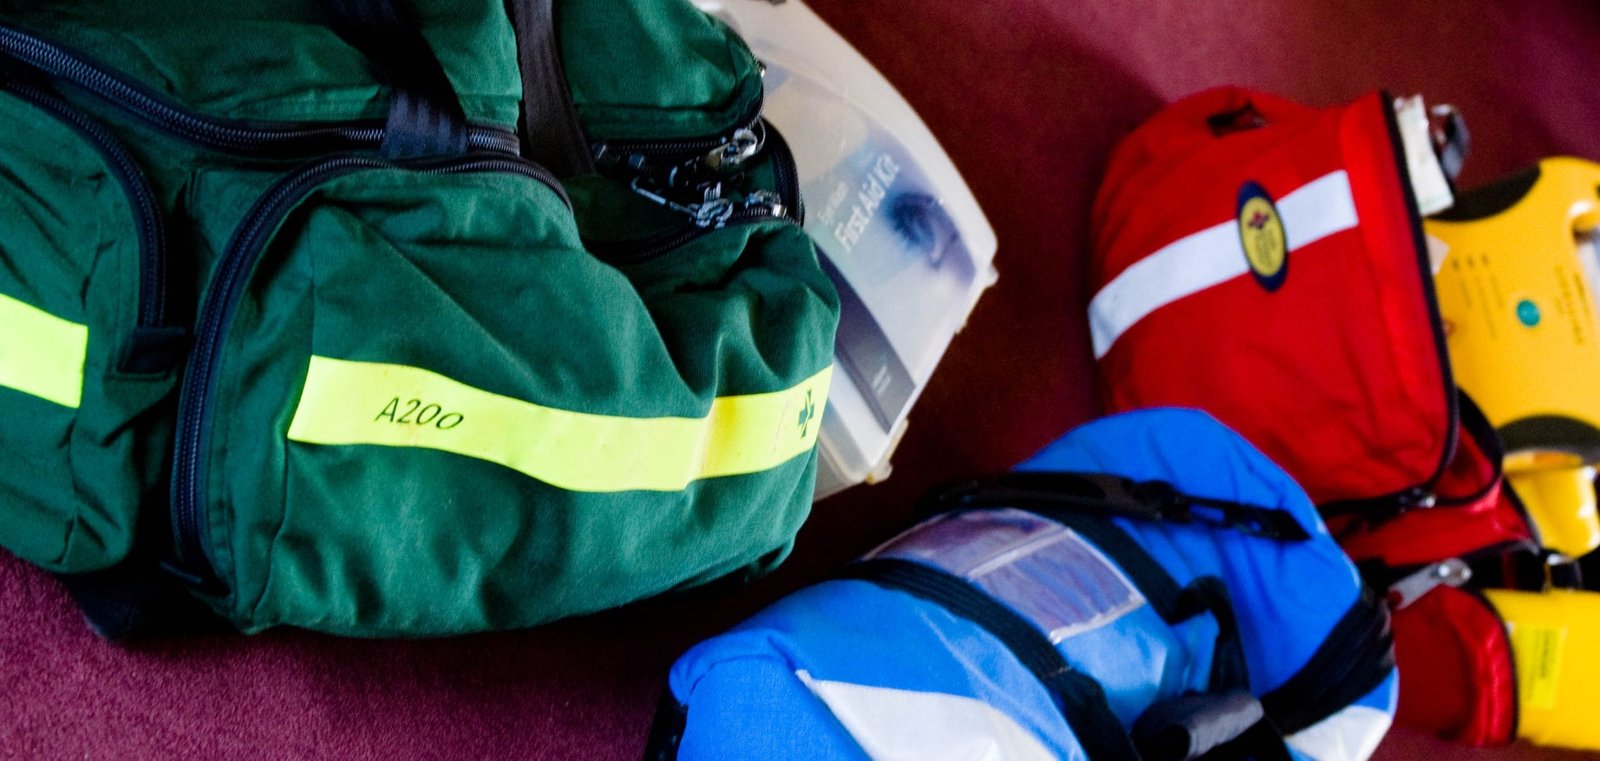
[319,0,468,158]
[841,557,1141,761]
[922,471,1283,698]
[924,472,1310,542]
[641,688,688,761]
[1028,511,1252,695]
[1260,587,1395,734]
[1206,101,1268,136]
[1022,515,1288,760]
[1176,577,1249,695]
[913,471,1323,758]
[503,0,593,177]
[1131,690,1289,761]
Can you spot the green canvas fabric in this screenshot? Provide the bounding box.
[0,0,759,135]
[201,171,833,634]
[0,0,518,126]
[0,0,838,635]
[0,93,177,573]
[556,0,763,140]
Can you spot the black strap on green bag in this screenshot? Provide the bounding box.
[504,0,594,176]
[58,0,597,640]
[322,0,593,171]
[319,0,469,158]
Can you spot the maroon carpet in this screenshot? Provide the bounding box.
[4,1,1600,758]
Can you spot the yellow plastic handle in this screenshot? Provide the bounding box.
[1574,207,1600,235]
[1505,459,1599,560]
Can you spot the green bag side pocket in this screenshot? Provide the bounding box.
[0,84,179,573]
[180,162,834,635]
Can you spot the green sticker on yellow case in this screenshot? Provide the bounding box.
[1509,623,1567,711]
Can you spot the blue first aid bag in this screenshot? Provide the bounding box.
[650,409,1397,761]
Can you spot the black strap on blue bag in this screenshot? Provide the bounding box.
[840,557,1144,761]
[923,472,1311,541]
[917,472,1394,752]
[318,0,468,158]
[1259,585,1394,735]
[642,690,689,761]
[903,473,1323,759]
[1133,690,1282,761]
[642,473,1324,760]
[840,557,1291,761]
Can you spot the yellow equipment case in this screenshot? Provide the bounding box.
[1428,157,1600,559]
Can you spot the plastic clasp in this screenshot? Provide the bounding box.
[1388,558,1472,609]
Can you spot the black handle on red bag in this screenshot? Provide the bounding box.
[319,0,469,158]
[1205,101,1268,136]
[1204,94,1469,184]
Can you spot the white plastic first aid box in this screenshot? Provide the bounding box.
[696,0,1000,498]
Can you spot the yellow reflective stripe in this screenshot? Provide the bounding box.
[0,292,87,409]
[286,356,832,493]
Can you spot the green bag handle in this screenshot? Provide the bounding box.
[319,0,470,158]
[321,0,594,174]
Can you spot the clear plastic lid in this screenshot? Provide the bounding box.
[700,0,998,491]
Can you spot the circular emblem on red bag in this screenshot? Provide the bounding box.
[1237,181,1287,291]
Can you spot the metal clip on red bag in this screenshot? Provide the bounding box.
[1088,86,1534,575]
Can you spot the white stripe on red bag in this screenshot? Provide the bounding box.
[1088,170,1359,359]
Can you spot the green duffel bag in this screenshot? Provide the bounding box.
[0,0,838,636]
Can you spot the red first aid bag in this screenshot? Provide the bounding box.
[1088,87,1532,568]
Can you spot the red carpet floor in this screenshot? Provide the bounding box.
[4,1,1600,758]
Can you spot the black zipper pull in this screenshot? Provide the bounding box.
[581,119,802,264]
[1386,557,1471,609]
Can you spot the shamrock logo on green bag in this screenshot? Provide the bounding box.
[796,390,816,438]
